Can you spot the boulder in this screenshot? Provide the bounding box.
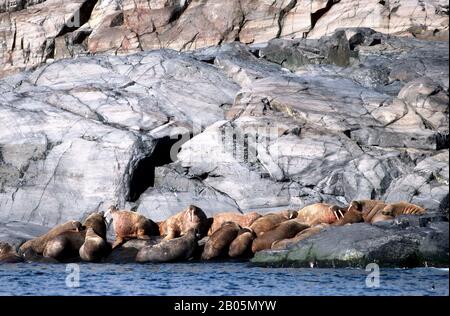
[252,214,449,268]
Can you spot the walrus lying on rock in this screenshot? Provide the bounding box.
[108,206,160,249]
[228,228,256,258]
[296,203,346,226]
[381,202,426,217]
[136,229,200,263]
[252,220,309,253]
[271,224,329,250]
[250,211,298,237]
[42,211,109,261]
[19,220,82,255]
[159,205,209,240]
[272,201,427,250]
[339,200,426,225]
[208,212,262,235]
[202,222,241,260]
[0,242,24,263]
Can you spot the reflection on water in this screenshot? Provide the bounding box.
[0,262,448,296]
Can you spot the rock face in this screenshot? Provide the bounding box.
[0,50,239,226]
[252,214,449,268]
[0,23,448,267]
[1,0,448,76]
[142,31,448,217]
[0,29,449,226]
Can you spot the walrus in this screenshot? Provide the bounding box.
[0,242,24,263]
[159,205,209,240]
[228,228,256,258]
[333,202,365,225]
[208,212,262,236]
[381,202,426,217]
[19,220,82,255]
[43,231,86,260]
[296,203,347,226]
[201,222,241,260]
[249,211,297,237]
[346,200,387,224]
[271,223,329,250]
[43,211,108,261]
[104,238,162,264]
[79,228,111,262]
[136,229,200,263]
[251,220,309,253]
[108,206,160,249]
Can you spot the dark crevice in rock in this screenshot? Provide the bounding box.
[56,0,98,37]
[110,12,124,27]
[71,29,92,45]
[436,133,449,150]
[276,0,298,38]
[168,0,191,24]
[127,135,189,202]
[310,0,340,31]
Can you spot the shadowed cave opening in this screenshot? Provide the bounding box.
[126,135,190,202]
[310,0,338,30]
[57,0,98,37]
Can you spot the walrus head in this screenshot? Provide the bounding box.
[0,242,13,254]
[288,211,298,219]
[184,205,207,222]
[329,205,345,221]
[83,212,107,239]
[72,221,83,232]
[348,201,362,213]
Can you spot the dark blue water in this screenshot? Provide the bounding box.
[0,263,448,296]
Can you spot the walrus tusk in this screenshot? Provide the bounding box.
[333,211,339,221]
[338,210,344,218]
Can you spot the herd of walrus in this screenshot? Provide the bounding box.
[0,200,426,264]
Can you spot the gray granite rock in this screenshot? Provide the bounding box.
[1,0,448,76]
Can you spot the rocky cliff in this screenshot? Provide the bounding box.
[0,0,448,266]
[0,0,448,77]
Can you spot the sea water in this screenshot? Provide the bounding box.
[0,262,448,296]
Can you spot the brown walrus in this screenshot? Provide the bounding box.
[228,228,256,258]
[136,229,200,263]
[108,206,160,249]
[159,205,209,240]
[43,211,108,261]
[208,212,262,236]
[381,201,426,217]
[347,200,387,224]
[0,242,24,263]
[79,228,111,262]
[296,203,346,226]
[43,231,86,260]
[249,211,297,237]
[201,222,241,260]
[271,224,329,250]
[251,220,309,253]
[19,220,82,255]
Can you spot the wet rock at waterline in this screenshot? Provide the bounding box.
[252,214,449,268]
